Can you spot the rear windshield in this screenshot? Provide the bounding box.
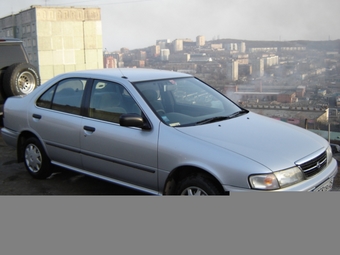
[0,44,28,69]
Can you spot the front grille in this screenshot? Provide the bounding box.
[297,151,327,178]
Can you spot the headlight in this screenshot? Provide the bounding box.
[326,145,333,165]
[249,167,304,190]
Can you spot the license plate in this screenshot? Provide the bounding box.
[312,178,334,192]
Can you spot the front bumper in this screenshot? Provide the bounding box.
[224,158,338,192]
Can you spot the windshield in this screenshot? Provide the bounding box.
[133,77,243,127]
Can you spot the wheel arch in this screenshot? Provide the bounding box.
[17,131,43,162]
[163,165,227,195]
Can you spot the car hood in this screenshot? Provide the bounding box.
[176,112,328,171]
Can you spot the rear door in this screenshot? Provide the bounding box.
[29,78,87,169]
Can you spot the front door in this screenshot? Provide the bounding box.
[80,80,159,192]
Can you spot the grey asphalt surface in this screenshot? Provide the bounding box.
[1,131,340,194]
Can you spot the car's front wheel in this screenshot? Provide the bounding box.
[176,174,223,195]
[24,137,52,179]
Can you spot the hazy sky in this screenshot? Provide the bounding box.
[1,0,340,51]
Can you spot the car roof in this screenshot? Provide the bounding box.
[59,68,193,83]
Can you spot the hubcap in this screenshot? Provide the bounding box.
[25,143,42,173]
[181,186,208,196]
[18,71,36,94]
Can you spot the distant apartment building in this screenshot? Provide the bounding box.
[172,39,183,52]
[226,59,238,81]
[226,43,238,51]
[169,53,190,63]
[238,64,252,76]
[189,53,212,62]
[336,95,340,106]
[196,35,205,47]
[280,47,306,51]
[263,55,279,67]
[232,54,249,65]
[277,91,297,103]
[296,86,306,98]
[248,47,278,53]
[149,45,160,57]
[132,60,145,68]
[156,39,170,49]
[239,42,246,53]
[0,5,103,83]
[135,50,146,61]
[211,43,223,50]
[251,58,264,77]
[161,49,170,61]
[104,55,117,68]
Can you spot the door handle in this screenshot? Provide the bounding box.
[83,126,96,132]
[32,114,42,119]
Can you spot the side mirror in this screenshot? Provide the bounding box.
[119,113,151,130]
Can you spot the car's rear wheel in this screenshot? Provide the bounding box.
[2,62,40,97]
[176,174,223,195]
[24,137,52,179]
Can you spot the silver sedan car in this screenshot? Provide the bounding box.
[1,68,338,195]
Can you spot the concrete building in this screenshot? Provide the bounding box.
[226,43,238,51]
[172,39,183,52]
[169,53,190,63]
[211,43,223,50]
[238,64,252,76]
[239,42,246,53]
[0,5,103,83]
[135,50,147,61]
[104,55,117,68]
[161,49,170,61]
[296,86,306,98]
[251,58,264,77]
[196,35,205,47]
[277,91,297,103]
[148,45,160,57]
[156,39,170,49]
[226,59,238,81]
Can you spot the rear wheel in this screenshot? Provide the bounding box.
[2,62,40,97]
[176,174,223,195]
[23,137,52,179]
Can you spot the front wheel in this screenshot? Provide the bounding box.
[23,137,52,179]
[176,174,223,195]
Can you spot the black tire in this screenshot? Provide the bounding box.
[2,62,40,97]
[0,71,6,101]
[176,174,223,195]
[23,137,52,179]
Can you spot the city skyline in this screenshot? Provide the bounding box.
[1,0,340,51]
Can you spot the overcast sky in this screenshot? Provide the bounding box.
[1,0,340,51]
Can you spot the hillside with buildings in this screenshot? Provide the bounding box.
[104,37,340,132]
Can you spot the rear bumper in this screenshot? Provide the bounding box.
[1,127,19,148]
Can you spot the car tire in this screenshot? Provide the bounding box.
[2,62,40,97]
[24,137,52,179]
[176,174,223,195]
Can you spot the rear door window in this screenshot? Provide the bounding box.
[36,78,87,115]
